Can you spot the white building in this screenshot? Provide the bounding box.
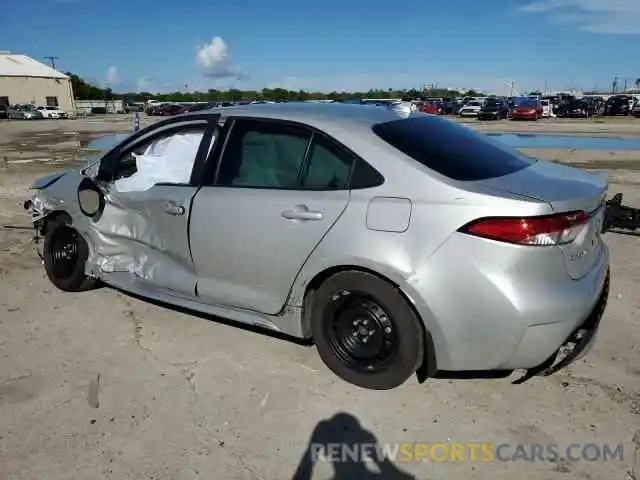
[0,51,75,111]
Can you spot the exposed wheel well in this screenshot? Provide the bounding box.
[302,265,438,379]
[40,211,72,236]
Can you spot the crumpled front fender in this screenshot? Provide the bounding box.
[24,169,85,224]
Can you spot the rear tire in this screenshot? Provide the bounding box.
[310,271,424,390]
[43,217,98,292]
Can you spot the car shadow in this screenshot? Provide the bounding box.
[292,412,416,480]
[110,286,313,346]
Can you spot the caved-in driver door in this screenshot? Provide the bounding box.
[90,120,215,296]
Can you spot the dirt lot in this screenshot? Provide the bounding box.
[1,115,639,480]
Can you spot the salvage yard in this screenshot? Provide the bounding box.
[1,115,640,480]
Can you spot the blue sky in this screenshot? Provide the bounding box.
[2,0,639,94]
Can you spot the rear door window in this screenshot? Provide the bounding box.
[300,134,353,189]
[371,116,535,181]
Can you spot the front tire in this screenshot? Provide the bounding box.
[43,218,98,292]
[310,271,424,390]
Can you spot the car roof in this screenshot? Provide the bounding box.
[196,102,403,131]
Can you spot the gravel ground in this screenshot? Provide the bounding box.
[1,115,639,480]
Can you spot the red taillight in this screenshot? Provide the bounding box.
[459,211,590,246]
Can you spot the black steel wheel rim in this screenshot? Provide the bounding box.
[323,291,399,373]
[49,227,80,279]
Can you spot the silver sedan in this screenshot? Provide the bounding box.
[25,103,610,390]
[8,105,42,120]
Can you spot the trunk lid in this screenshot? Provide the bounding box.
[480,161,607,280]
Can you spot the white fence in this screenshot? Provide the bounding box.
[74,100,125,114]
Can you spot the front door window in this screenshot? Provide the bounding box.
[110,126,207,193]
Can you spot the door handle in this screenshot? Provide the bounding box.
[281,206,323,221]
[163,202,185,216]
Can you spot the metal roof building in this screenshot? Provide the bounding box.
[0,51,75,112]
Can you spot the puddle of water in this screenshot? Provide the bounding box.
[487,133,640,150]
[80,134,130,166]
[81,133,129,151]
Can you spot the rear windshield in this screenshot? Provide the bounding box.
[371,116,535,181]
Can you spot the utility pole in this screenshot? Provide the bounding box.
[44,56,59,69]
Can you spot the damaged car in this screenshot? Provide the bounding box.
[25,103,611,390]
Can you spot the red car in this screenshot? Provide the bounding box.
[161,104,189,115]
[511,100,543,120]
[421,102,440,114]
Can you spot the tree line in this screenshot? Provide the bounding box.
[66,72,640,104]
[65,71,484,103]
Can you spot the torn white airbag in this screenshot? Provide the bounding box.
[114,131,204,192]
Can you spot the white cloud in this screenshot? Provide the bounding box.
[519,0,640,34]
[195,37,246,80]
[106,65,119,85]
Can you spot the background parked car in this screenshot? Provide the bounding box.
[540,99,555,118]
[182,102,220,112]
[458,100,484,117]
[477,98,510,120]
[0,104,7,119]
[420,101,440,114]
[541,95,559,114]
[604,95,633,116]
[161,103,189,115]
[36,106,65,119]
[147,103,187,116]
[146,103,168,115]
[589,97,606,116]
[8,104,43,120]
[125,104,144,113]
[557,99,597,118]
[511,99,543,120]
[440,100,459,115]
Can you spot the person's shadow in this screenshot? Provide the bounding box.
[292,412,416,480]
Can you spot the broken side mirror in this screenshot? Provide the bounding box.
[77,177,105,220]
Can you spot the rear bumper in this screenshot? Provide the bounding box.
[477,112,500,120]
[516,269,609,381]
[512,113,537,119]
[505,266,609,374]
[406,232,610,372]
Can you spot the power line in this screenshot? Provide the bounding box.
[44,56,59,69]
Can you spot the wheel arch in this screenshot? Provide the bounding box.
[302,264,438,379]
[40,210,73,235]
